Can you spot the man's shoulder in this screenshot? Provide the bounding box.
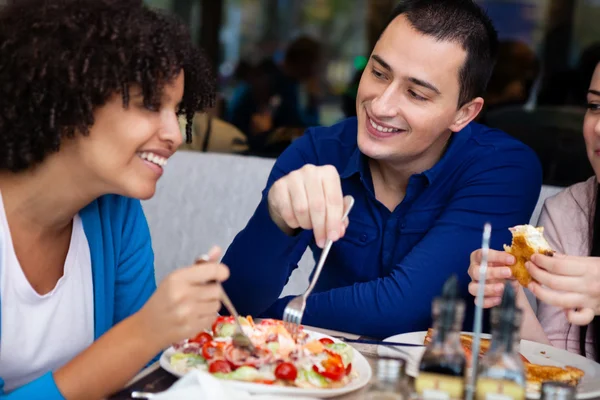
[467,121,535,153]
[461,122,541,170]
[306,117,358,144]
[446,122,542,191]
[284,117,359,165]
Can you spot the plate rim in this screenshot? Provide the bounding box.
[377,330,600,399]
[159,328,372,398]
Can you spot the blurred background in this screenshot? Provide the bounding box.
[5,0,597,187]
[143,0,599,187]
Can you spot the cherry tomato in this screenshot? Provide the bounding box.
[274,362,298,381]
[208,360,231,374]
[313,351,346,381]
[189,332,213,346]
[346,363,352,375]
[202,341,224,360]
[313,363,345,381]
[319,338,334,345]
[212,316,235,336]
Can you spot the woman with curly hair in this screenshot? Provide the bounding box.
[0,1,229,399]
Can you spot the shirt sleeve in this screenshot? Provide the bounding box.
[113,198,159,365]
[221,131,316,315]
[113,198,157,326]
[0,373,64,400]
[262,147,543,338]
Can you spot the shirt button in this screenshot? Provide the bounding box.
[400,223,406,229]
[360,234,368,243]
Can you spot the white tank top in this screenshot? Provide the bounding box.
[0,192,94,392]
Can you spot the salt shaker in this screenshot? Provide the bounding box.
[540,382,576,400]
[364,356,411,400]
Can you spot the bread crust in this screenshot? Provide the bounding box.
[503,227,555,286]
[423,329,585,390]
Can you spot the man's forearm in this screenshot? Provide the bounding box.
[54,312,161,400]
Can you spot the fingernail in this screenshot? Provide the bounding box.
[525,261,531,270]
[328,230,339,242]
[318,239,325,248]
[503,268,512,278]
[195,254,210,263]
[506,255,515,264]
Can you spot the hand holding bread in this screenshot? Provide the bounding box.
[470,224,599,325]
[502,224,554,286]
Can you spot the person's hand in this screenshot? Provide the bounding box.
[527,253,599,325]
[468,249,517,308]
[135,246,229,350]
[267,164,351,248]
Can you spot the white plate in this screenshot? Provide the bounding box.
[160,329,372,398]
[377,331,600,399]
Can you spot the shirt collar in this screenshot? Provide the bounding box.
[340,146,365,180]
[423,122,473,184]
[340,122,474,184]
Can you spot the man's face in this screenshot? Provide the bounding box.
[356,14,481,164]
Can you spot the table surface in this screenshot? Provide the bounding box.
[108,325,597,400]
[108,326,379,399]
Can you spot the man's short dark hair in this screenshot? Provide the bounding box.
[0,0,215,172]
[383,0,498,107]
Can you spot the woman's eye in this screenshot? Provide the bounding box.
[587,103,600,112]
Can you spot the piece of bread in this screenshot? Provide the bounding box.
[424,328,585,393]
[525,364,585,392]
[503,225,555,286]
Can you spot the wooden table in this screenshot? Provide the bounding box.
[108,326,385,399]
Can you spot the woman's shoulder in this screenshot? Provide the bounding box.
[80,195,146,233]
[545,176,596,217]
[541,177,595,256]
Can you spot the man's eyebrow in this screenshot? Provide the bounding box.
[371,54,392,71]
[372,54,440,94]
[408,77,441,95]
[590,89,600,96]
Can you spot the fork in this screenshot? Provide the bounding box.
[220,287,256,353]
[282,195,355,338]
[195,255,256,354]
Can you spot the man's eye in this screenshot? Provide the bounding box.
[408,90,426,101]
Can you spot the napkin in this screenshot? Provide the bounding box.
[152,370,321,400]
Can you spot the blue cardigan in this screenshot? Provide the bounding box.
[0,195,157,399]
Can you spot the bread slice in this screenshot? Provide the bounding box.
[424,329,585,393]
[503,225,554,286]
[525,364,585,392]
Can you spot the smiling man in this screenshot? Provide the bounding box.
[221,0,543,338]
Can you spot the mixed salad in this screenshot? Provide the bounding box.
[169,316,357,389]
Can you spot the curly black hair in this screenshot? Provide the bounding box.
[0,0,215,172]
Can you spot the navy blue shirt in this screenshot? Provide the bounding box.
[222,117,542,339]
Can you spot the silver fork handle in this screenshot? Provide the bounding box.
[303,196,355,298]
[220,286,245,334]
[195,256,246,336]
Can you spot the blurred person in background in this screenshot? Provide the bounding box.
[226,36,323,156]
